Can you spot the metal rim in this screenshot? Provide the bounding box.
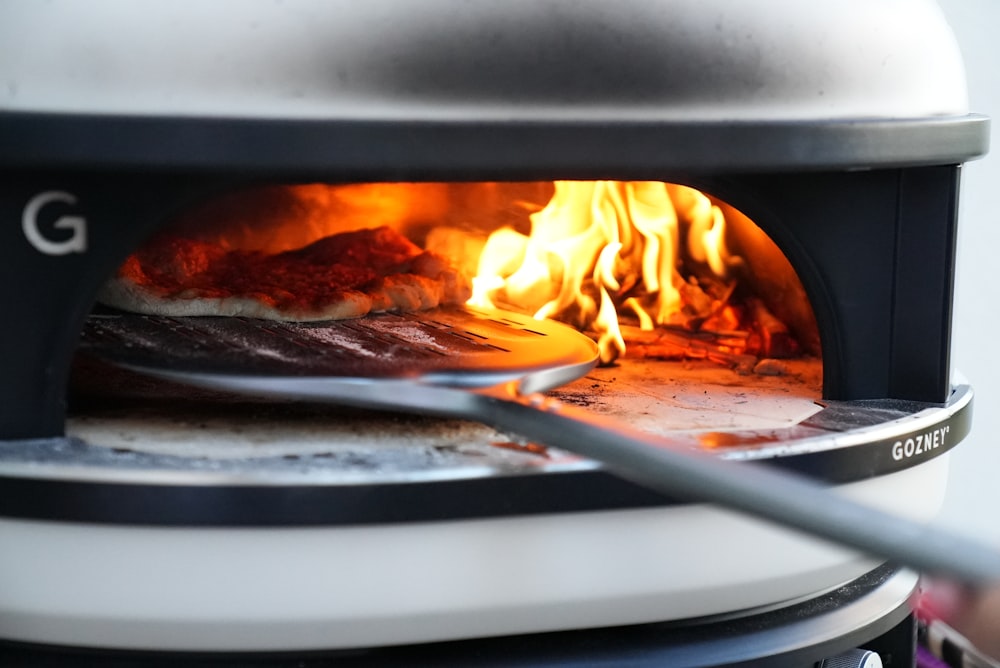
[0,112,989,175]
[0,385,971,526]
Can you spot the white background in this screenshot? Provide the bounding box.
[934,0,1000,545]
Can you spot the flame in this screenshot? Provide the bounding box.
[469,180,740,363]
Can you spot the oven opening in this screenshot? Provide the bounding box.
[69,180,825,454]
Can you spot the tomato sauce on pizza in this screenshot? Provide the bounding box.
[100,226,470,320]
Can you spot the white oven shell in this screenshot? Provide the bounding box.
[0,0,968,122]
[0,455,947,652]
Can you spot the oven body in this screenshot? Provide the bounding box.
[0,0,989,659]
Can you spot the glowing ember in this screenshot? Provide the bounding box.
[468,181,743,363]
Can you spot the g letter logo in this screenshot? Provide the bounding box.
[22,191,88,255]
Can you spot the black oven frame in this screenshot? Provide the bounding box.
[0,112,988,440]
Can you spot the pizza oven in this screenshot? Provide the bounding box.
[0,0,991,665]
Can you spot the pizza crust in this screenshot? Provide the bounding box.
[97,278,375,320]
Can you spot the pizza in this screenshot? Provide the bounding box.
[97,226,471,320]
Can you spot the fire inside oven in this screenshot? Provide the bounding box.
[69,180,824,453]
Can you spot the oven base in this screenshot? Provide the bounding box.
[0,565,917,667]
[0,457,947,652]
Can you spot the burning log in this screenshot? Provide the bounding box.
[746,298,799,359]
[619,294,801,374]
[619,324,757,371]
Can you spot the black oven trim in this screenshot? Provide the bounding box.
[0,111,988,176]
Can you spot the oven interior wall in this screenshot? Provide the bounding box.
[0,167,960,439]
[704,166,961,404]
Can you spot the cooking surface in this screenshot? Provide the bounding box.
[67,325,970,475]
[0,306,949,506]
[69,307,825,474]
[65,349,823,469]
